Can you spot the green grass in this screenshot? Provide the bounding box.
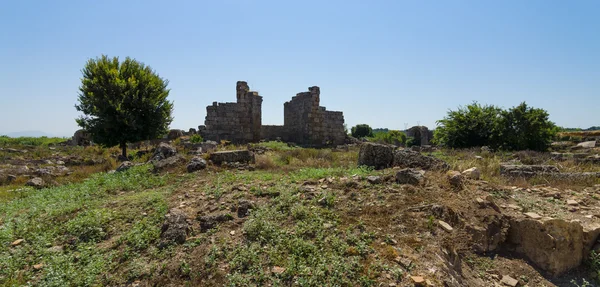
[0,136,67,147]
[205,183,378,286]
[0,164,169,286]
[251,141,297,151]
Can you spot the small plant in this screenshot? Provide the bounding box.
[426,215,435,230]
[189,134,203,143]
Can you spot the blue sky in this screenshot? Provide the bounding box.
[0,0,598,137]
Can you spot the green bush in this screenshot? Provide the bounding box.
[434,102,557,151]
[369,130,406,146]
[351,124,373,138]
[493,102,558,151]
[433,102,501,148]
[189,134,203,143]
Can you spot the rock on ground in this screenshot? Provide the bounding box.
[198,214,234,232]
[152,143,178,161]
[507,217,584,276]
[210,150,255,165]
[576,141,596,149]
[116,161,134,172]
[152,155,186,172]
[187,157,207,172]
[499,164,559,177]
[237,200,254,218]
[357,142,394,170]
[25,177,44,189]
[167,129,184,140]
[392,149,450,171]
[462,167,481,180]
[395,168,425,185]
[159,209,190,248]
[446,171,464,188]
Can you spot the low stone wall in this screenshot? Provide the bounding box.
[261,125,287,141]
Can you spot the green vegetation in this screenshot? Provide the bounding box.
[75,55,174,158]
[0,165,169,286]
[189,134,203,144]
[224,189,377,286]
[351,124,374,138]
[369,130,406,146]
[0,136,66,147]
[434,102,557,151]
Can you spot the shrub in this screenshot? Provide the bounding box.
[493,102,558,151]
[434,102,501,148]
[370,130,406,146]
[434,102,557,151]
[351,124,373,138]
[189,134,203,143]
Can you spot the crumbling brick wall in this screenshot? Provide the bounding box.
[202,81,262,143]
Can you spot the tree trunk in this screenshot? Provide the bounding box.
[120,142,127,159]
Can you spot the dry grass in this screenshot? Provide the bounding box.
[558,131,600,137]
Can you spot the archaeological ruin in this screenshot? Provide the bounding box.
[198,81,346,146]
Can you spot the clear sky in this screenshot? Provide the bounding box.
[0,0,598,137]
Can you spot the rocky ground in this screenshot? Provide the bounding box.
[1,137,600,286]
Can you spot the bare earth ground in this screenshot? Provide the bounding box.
[1,139,600,287]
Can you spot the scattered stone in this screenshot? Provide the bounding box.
[508,218,584,276]
[151,143,178,161]
[11,239,24,246]
[446,171,464,188]
[159,209,190,248]
[6,174,16,182]
[438,220,454,232]
[272,266,286,274]
[392,149,450,171]
[187,157,207,172]
[500,275,518,287]
[198,214,233,232]
[357,142,394,170]
[201,141,218,153]
[462,167,481,180]
[237,200,254,218]
[167,129,184,140]
[230,230,235,236]
[500,164,559,177]
[567,199,579,206]
[395,168,425,185]
[366,175,382,184]
[116,161,134,172]
[410,276,426,286]
[152,155,186,172]
[33,263,44,270]
[56,160,65,165]
[210,150,255,165]
[523,212,542,220]
[475,155,483,160]
[25,177,44,189]
[576,141,596,149]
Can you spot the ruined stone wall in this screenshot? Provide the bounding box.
[283,87,345,146]
[201,82,345,146]
[405,126,431,146]
[260,125,287,141]
[202,81,262,143]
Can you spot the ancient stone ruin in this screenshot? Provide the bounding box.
[405,126,433,146]
[199,81,345,146]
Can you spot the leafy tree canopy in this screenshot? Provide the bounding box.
[75,55,173,157]
[351,124,373,138]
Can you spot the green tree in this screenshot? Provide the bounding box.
[433,102,501,148]
[494,102,557,151]
[351,124,373,138]
[75,55,173,157]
